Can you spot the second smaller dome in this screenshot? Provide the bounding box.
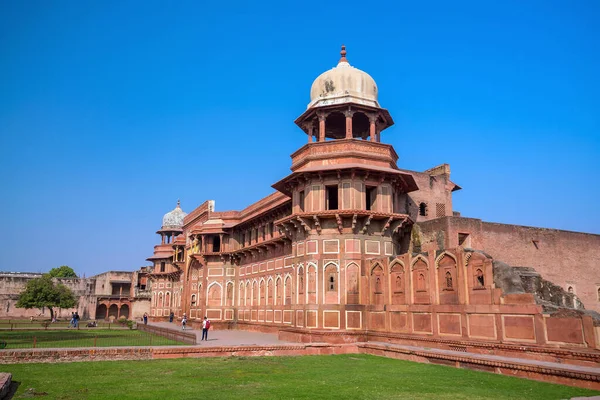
[161,200,187,230]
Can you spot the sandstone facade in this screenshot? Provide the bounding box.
[146,47,600,351]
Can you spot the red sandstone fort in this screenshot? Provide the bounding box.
[143,46,600,350]
[2,46,599,352]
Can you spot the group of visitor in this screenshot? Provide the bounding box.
[143,310,212,340]
[180,313,211,340]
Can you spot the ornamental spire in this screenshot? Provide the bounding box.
[339,44,348,64]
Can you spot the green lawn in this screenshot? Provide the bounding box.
[0,329,183,348]
[4,354,599,399]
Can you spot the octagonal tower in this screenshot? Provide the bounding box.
[272,47,419,318]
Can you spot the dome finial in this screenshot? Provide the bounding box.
[339,44,348,64]
[177,199,181,208]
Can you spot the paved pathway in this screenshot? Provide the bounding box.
[147,321,293,346]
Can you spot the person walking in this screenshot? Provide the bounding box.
[201,316,210,341]
[143,313,148,325]
[182,313,187,330]
[169,311,174,323]
[74,312,80,328]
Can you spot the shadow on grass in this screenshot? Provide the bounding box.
[5,380,20,400]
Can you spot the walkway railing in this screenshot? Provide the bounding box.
[0,329,186,349]
[0,320,127,331]
[137,324,196,345]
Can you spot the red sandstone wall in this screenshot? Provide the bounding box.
[403,171,454,223]
[420,217,600,312]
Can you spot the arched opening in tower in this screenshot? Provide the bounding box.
[352,112,370,139]
[325,112,345,139]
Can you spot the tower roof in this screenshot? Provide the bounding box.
[161,200,187,231]
[308,45,379,109]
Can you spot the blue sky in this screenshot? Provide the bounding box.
[1,1,598,277]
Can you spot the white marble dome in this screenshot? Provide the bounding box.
[161,200,187,230]
[308,46,379,109]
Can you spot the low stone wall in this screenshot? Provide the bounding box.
[0,348,153,364]
[137,324,196,345]
[0,344,354,364]
[152,343,357,359]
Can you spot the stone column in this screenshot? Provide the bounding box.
[369,114,377,142]
[307,124,314,143]
[318,112,326,142]
[345,110,354,139]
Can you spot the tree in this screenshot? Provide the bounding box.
[48,265,77,278]
[16,275,78,320]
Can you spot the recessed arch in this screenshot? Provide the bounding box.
[411,255,429,270]
[389,258,405,273]
[306,263,318,304]
[226,281,234,306]
[284,275,292,305]
[207,281,223,307]
[370,261,384,275]
[346,262,360,304]
[96,304,107,320]
[435,251,458,269]
[322,261,340,272]
[275,276,283,305]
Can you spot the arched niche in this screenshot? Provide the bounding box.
[370,263,385,305]
[267,277,274,305]
[238,282,244,307]
[297,266,305,304]
[346,262,360,305]
[465,251,492,305]
[436,252,458,305]
[207,282,222,307]
[252,280,258,306]
[307,264,317,304]
[259,279,265,306]
[390,259,406,305]
[411,256,430,305]
[324,263,339,304]
[226,282,234,306]
[275,277,283,305]
[284,275,292,305]
[245,281,251,306]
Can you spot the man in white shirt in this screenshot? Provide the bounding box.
[201,316,210,341]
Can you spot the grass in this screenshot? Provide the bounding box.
[4,354,599,399]
[0,329,184,348]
